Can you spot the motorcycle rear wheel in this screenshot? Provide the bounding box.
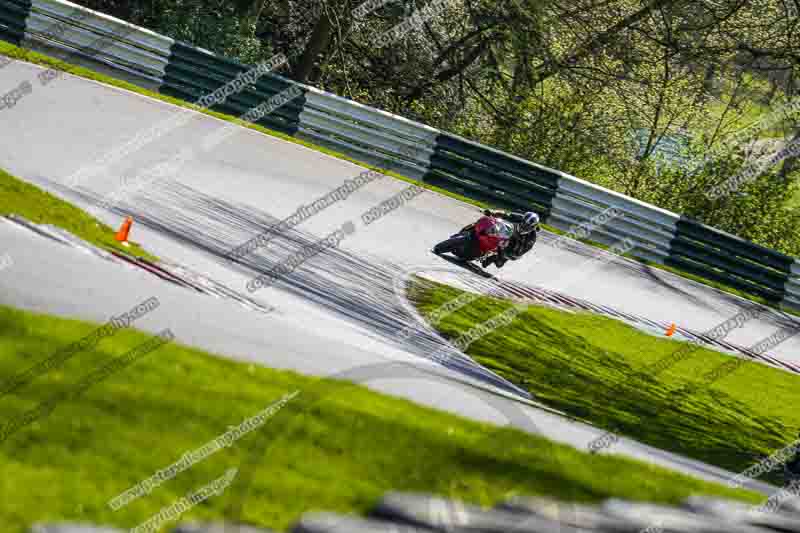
[434,235,468,256]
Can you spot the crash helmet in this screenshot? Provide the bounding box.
[519,211,540,234]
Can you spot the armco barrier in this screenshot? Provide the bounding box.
[162,42,305,136]
[24,0,171,86]
[297,87,439,181]
[0,0,31,46]
[667,218,793,303]
[2,0,800,312]
[551,176,680,264]
[786,262,800,308]
[428,133,559,217]
[31,0,172,57]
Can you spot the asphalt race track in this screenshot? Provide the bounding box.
[1,58,796,495]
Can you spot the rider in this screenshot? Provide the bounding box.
[479,209,540,268]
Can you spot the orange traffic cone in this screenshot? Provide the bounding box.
[115,216,133,246]
[665,323,676,337]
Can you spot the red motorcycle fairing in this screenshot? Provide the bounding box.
[435,215,514,261]
[474,215,513,256]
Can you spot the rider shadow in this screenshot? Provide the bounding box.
[433,252,495,279]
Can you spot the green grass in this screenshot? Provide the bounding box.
[0,304,765,532]
[411,280,800,483]
[0,167,156,261]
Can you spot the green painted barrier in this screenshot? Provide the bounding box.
[429,133,558,220]
[162,41,305,136]
[670,237,787,292]
[0,0,32,46]
[676,218,794,273]
[667,217,792,302]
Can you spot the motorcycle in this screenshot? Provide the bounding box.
[433,214,514,265]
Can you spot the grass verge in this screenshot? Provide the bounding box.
[0,41,795,317]
[410,280,800,484]
[0,167,156,261]
[0,304,764,532]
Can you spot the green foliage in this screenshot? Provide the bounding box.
[149,0,270,63]
[634,145,800,256]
